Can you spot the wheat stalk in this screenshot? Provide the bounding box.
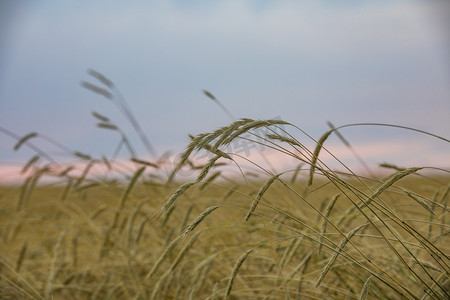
[180,206,219,239]
[46,230,67,298]
[14,132,38,151]
[21,155,40,174]
[80,81,113,99]
[245,173,280,222]
[146,237,180,279]
[226,248,254,298]
[315,223,367,288]
[318,194,340,254]
[160,182,196,215]
[15,241,27,272]
[308,130,332,186]
[360,276,372,300]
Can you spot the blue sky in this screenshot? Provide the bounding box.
[0,0,449,179]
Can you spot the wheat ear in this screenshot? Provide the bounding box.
[226,248,254,298]
[315,223,367,288]
[245,173,280,222]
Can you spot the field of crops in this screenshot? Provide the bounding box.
[1,71,449,299]
[1,116,449,300]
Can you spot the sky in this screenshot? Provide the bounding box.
[0,0,449,182]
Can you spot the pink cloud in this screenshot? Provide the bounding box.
[1,138,448,185]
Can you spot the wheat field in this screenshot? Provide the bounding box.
[0,72,449,300]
